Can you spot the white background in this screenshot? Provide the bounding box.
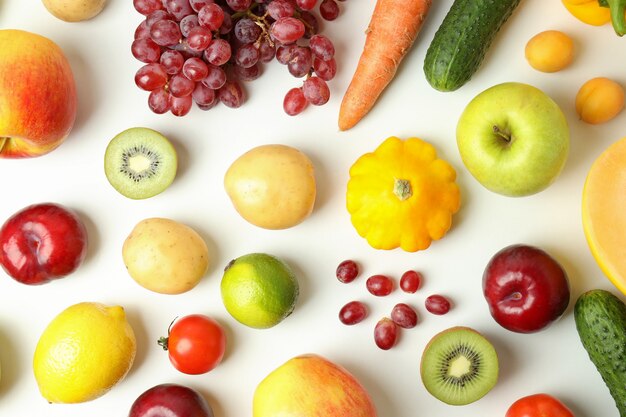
[1,0,625,416]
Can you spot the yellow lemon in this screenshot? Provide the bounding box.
[221,253,299,329]
[33,302,136,403]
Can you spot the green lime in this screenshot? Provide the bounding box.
[221,253,299,329]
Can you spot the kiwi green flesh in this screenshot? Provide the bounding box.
[104,127,177,200]
[420,326,499,406]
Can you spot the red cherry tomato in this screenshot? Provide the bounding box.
[505,393,574,417]
[159,314,226,375]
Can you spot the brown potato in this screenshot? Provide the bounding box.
[42,0,107,22]
[224,144,316,230]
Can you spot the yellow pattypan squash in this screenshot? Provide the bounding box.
[346,136,461,252]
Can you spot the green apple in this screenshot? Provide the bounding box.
[456,82,570,197]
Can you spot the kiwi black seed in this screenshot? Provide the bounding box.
[104,127,178,199]
[420,326,499,406]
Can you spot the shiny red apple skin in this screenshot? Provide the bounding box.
[482,244,570,333]
[0,203,87,285]
[129,384,214,417]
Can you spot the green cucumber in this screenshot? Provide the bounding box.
[575,289,626,417]
[423,0,522,92]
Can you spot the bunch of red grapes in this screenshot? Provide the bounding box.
[132,0,344,117]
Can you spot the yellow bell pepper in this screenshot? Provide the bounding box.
[562,0,611,25]
[562,0,626,35]
[346,136,461,252]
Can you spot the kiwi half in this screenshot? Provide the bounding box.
[420,326,498,406]
[104,127,177,199]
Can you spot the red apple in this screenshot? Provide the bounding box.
[482,244,570,333]
[0,29,77,158]
[129,384,214,417]
[0,203,87,285]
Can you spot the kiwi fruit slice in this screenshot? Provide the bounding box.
[420,326,498,406]
[104,127,177,199]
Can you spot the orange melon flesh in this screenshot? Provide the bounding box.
[582,137,626,294]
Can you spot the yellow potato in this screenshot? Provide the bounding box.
[224,144,316,230]
[122,218,209,295]
[42,0,107,22]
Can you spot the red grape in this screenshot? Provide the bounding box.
[164,0,194,21]
[134,0,164,15]
[150,19,182,46]
[296,0,317,10]
[390,303,418,329]
[336,260,359,283]
[235,43,260,68]
[148,88,172,114]
[309,34,334,61]
[135,63,168,91]
[400,270,422,293]
[374,318,398,350]
[131,38,162,63]
[300,10,319,38]
[169,74,195,97]
[135,20,150,39]
[204,38,231,65]
[339,301,367,325]
[219,11,233,34]
[192,82,216,106]
[187,26,212,51]
[287,47,312,78]
[234,18,262,44]
[182,57,209,81]
[146,9,170,28]
[170,95,193,116]
[226,0,252,11]
[267,0,295,19]
[160,49,185,74]
[202,64,227,89]
[425,295,451,315]
[366,274,393,296]
[270,17,305,44]
[312,57,336,81]
[198,3,224,31]
[233,63,261,81]
[189,0,214,12]
[179,14,199,37]
[276,44,297,64]
[302,76,330,105]
[258,39,276,63]
[319,0,339,21]
[283,87,308,116]
[218,80,245,108]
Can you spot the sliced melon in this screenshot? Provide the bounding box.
[582,137,626,294]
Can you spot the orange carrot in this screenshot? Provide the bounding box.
[338,0,432,131]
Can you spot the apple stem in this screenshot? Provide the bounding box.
[492,126,512,143]
[0,137,6,152]
[393,178,412,201]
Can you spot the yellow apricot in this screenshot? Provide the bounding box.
[575,77,625,124]
[525,30,575,72]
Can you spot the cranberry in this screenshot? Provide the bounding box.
[400,270,422,293]
[336,260,359,283]
[425,294,451,315]
[366,274,393,296]
[338,301,367,325]
[390,303,418,328]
